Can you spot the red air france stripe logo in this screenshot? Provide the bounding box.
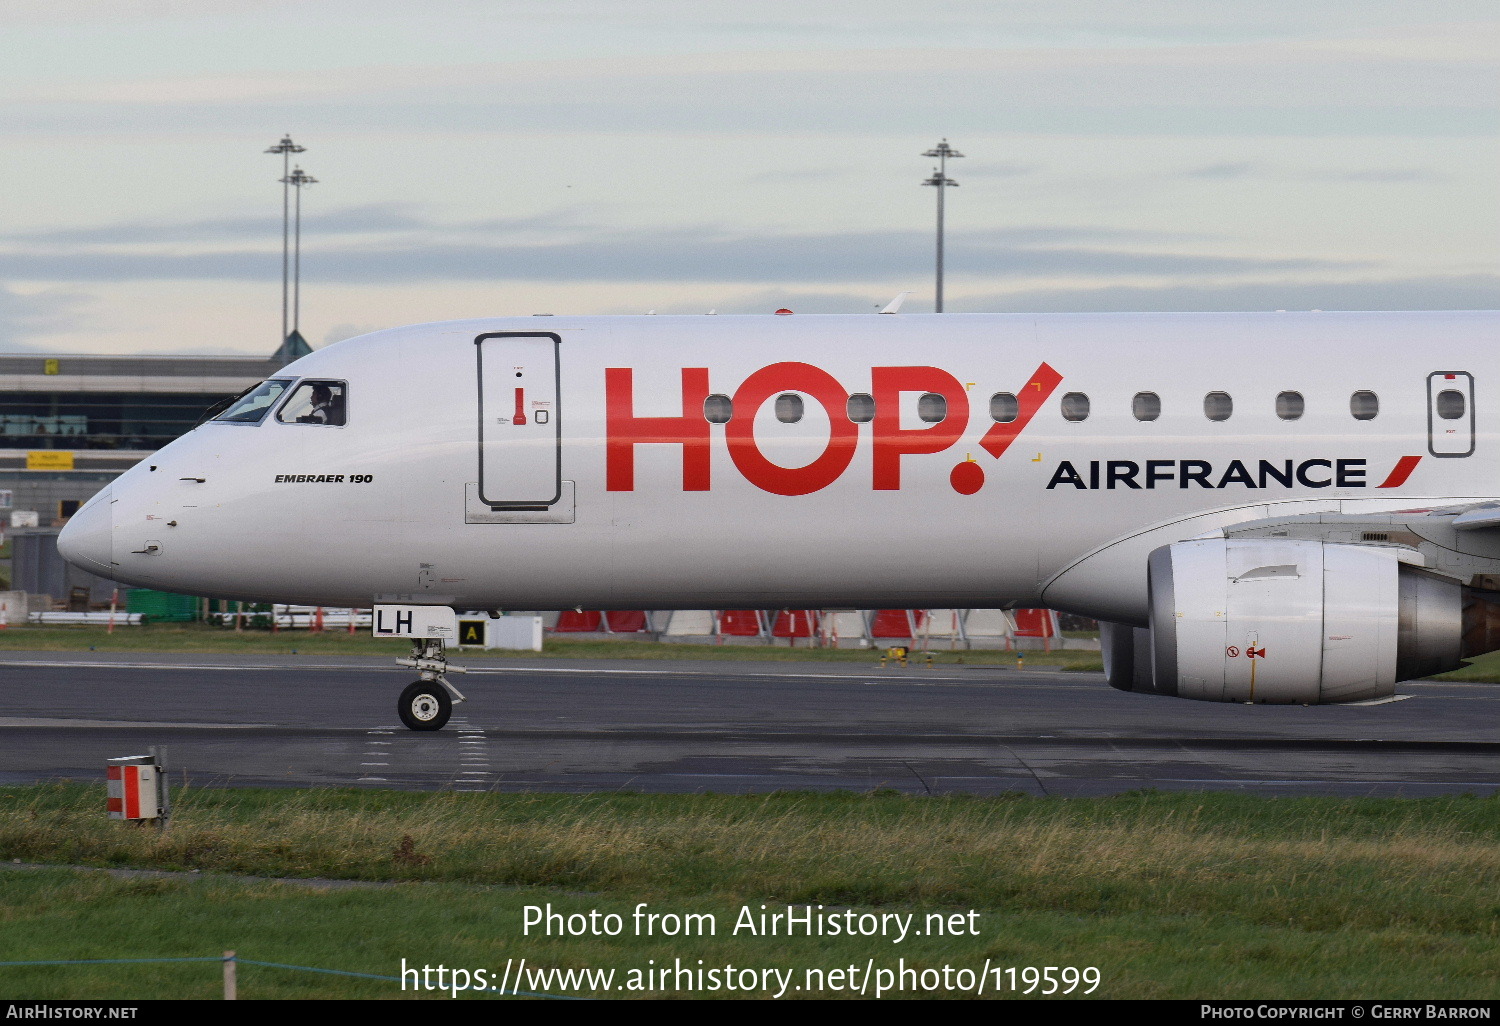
[1377,455,1422,488]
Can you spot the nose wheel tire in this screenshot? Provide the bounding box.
[398,680,452,731]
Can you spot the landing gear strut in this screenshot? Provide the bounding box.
[395,637,467,731]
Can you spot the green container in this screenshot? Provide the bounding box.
[125,589,200,623]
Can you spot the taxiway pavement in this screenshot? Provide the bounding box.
[1,652,1495,796]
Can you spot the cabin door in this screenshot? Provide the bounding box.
[475,332,562,507]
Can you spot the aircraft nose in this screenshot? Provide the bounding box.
[58,487,116,576]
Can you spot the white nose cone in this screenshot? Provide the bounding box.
[58,487,116,577]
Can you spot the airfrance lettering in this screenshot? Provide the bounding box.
[1046,459,1368,490]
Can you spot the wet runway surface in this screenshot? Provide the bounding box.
[1,651,1496,796]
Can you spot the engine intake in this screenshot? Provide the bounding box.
[1104,538,1466,704]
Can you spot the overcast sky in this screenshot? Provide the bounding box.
[0,0,1495,355]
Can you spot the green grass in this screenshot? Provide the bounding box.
[0,623,1103,669]
[26,621,1500,680]
[1431,649,1500,683]
[0,622,414,657]
[2,785,1497,999]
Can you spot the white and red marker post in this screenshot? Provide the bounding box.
[106,747,170,832]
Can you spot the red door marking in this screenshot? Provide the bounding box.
[978,362,1064,461]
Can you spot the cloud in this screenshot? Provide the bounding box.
[1182,162,1440,182]
[959,162,1038,178]
[997,225,1212,245]
[16,204,428,246]
[744,168,851,184]
[1184,162,1260,179]
[322,322,386,344]
[4,21,1496,140]
[0,0,291,21]
[0,285,92,352]
[951,274,1500,313]
[8,205,1211,250]
[1301,168,1438,183]
[445,273,1500,319]
[652,289,896,315]
[7,1,1490,40]
[667,274,1500,317]
[0,223,1363,286]
[8,94,1487,143]
[16,214,284,247]
[10,205,603,249]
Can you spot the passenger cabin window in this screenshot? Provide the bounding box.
[990,393,1018,423]
[1436,389,1466,420]
[1060,392,1090,423]
[847,393,875,423]
[1277,391,1304,420]
[1204,391,1233,422]
[277,380,348,426]
[774,393,804,424]
[703,394,733,424]
[917,393,947,423]
[1350,390,1379,421]
[212,378,293,425]
[1132,392,1160,422]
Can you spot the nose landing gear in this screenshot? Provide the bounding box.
[396,637,467,731]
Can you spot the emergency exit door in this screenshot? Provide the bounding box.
[1427,371,1474,458]
[476,332,561,507]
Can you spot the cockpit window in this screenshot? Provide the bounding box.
[277,379,348,426]
[211,378,294,424]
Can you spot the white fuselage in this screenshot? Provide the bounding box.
[59,311,1496,621]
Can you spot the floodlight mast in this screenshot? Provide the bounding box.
[280,166,317,338]
[264,134,305,345]
[922,139,963,313]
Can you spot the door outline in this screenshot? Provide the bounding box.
[1426,371,1475,459]
[476,331,562,507]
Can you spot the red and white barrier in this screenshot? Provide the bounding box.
[106,760,160,821]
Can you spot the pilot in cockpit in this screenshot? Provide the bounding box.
[300,384,345,426]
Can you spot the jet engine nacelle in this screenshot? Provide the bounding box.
[1103,538,1465,704]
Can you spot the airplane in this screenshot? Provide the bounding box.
[57,309,1500,730]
